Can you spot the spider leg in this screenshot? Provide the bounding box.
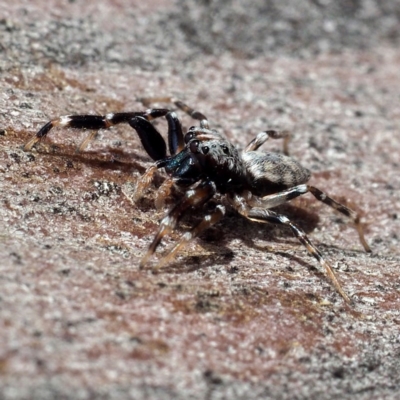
[129,116,167,161]
[140,96,210,129]
[23,109,170,152]
[156,204,226,269]
[229,193,351,303]
[250,184,370,252]
[154,177,176,210]
[140,180,216,268]
[307,186,371,252]
[245,130,290,155]
[128,112,184,204]
[128,110,184,159]
[165,111,184,155]
[130,164,159,203]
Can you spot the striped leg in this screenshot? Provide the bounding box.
[229,192,351,303]
[308,186,371,252]
[250,184,370,253]
[156,204,226,269]
[249,208,351,303]
[23,109,170,152]
[140,180,216,268]
[245,130,290,155]
[140,96,210,129]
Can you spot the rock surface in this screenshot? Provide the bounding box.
[1,1,399,399]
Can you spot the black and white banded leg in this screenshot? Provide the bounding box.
[249,184,370,252]
[24,109,168,152]
[229,192,352,303]
[24,108,186,158]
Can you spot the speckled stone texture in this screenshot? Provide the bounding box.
[1,1,399,399]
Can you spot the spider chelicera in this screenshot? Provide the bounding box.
[24,96,371,303]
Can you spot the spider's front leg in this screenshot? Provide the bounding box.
[24,107,187,206]
[140,180,216,268]
[25,105,189,206]
[23,108,178,154]
[127,113,186,204]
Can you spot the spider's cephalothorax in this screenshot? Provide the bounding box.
[24,97,371,303]
[162,127,248,191]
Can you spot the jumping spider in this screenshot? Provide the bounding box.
[24,96,371,303]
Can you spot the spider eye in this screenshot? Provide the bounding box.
[184,131,196,143]
[189,140,200,153]
[202,146,209,155]
[222,145,229,154]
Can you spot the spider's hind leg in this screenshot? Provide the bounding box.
[251,184,371,253]
[307,185,371,253]
[248,207,351,303]
[229,192,351,303]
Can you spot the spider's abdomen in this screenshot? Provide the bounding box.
[243,151,311,196]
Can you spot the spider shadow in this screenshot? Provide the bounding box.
[28,141,151,175]
[148,248,236,275]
